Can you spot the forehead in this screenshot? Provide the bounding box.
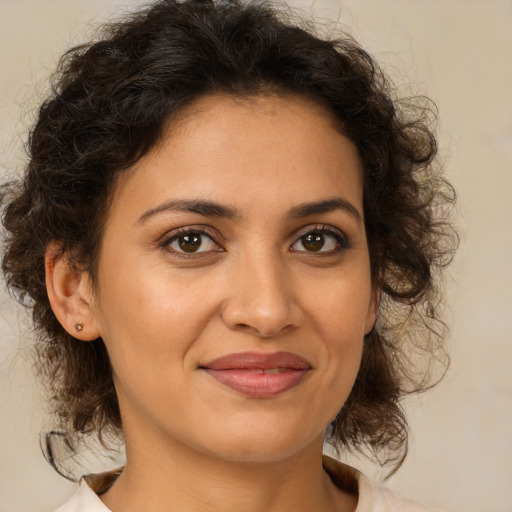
[165,91,345,138]
[160,92,351,165]
[109,92,364,221]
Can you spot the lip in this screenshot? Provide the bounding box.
[200,351,312,398]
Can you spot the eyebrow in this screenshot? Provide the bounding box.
[137,199,239,224]
[289,198,363,224]
[137,197,362,224]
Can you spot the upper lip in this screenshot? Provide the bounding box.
[200,351,312,370]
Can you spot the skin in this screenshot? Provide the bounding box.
[46,93,378,512]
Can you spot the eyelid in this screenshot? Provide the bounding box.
[293,223,345,240]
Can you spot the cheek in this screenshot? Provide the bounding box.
[297,266,371,395]
[300,264,373,338]
[94,261,222,380]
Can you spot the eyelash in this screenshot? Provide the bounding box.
[160,225,222,258]
[160,224,349,257]
[291,224,350,254]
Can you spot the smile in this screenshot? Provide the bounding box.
[200,351,312,398]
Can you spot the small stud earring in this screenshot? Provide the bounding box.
[75,323,84,332]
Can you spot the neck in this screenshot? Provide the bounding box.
[100,429,357,512]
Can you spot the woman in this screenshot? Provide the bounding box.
[1,0,456,510]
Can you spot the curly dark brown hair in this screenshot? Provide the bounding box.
[1,0,456,477]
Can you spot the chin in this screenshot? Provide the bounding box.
[197,428,322,464]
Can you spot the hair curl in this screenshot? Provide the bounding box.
[1,0,456,476]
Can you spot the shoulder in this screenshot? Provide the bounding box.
[54,469,121,512]
[356,475,446,512]
[322,455,447,512]
[54,480,109,512]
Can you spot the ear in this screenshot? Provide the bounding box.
[364,286,381,335]
[45,241,101,341]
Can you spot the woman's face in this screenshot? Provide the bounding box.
[89,93,378,463]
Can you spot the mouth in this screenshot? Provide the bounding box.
[199,351,312,398]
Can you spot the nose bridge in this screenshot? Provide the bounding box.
[221,246,301,337]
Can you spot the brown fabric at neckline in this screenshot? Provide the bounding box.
[322,455,359,496]
[84,467,123,495]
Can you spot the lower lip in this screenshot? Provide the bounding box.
[202,368,310,398]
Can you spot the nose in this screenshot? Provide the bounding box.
[220,252,304,338]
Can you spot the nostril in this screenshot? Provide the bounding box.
[233,321,295,339]
[234,323,265,336]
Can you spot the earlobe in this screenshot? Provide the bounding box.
[45,241,100,341]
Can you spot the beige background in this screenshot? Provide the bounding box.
[1,1,511,511]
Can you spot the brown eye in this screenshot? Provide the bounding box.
[302,233,325,252]
[166,231,219,254]
[179,234,202,253]
[291,229,344,253]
